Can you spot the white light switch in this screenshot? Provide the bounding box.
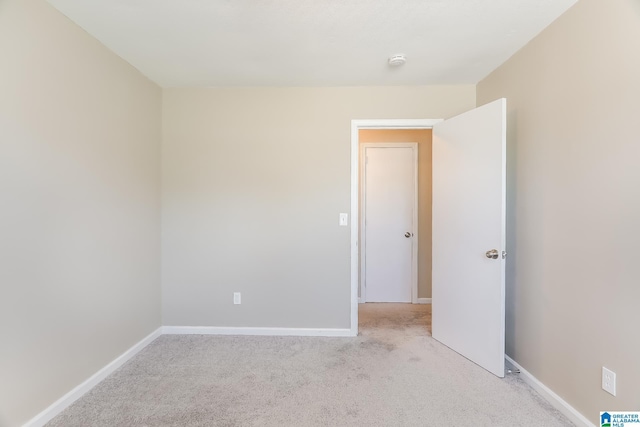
[233,292,241,305]
[339,213,348,226]
[602,367,616,396]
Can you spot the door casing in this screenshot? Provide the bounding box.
[360,142,418,304]
[350,119,442,335]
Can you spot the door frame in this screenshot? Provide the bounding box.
[360,142,418,303]
[350,119,442,335]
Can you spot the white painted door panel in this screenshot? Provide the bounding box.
[432,99,506,377]
[364,146,415,302]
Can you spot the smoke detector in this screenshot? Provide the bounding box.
[388,54,407,67]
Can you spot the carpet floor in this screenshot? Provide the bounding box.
[47,304,573,426]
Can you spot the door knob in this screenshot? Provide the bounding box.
[485,249,499,259]
[404,232,412,238]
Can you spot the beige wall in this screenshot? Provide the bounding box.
[358,130,433,299]
[477,0,640,420]
[162,86,474,328]
[0,1,162,425]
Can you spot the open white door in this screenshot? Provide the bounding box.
[432,98,506,378]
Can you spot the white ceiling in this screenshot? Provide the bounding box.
[47,0,577,88]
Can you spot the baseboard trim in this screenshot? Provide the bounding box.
[359,298,431,304]
[163,326,354,337]
[23,327,162,427]
[505,355,595,427]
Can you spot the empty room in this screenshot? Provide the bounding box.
[1,0,639,426]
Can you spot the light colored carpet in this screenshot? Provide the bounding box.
[47,304,573,426]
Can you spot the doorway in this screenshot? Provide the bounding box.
[349,120,440,335]
[350,100,507,378]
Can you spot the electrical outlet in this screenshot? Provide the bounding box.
[233,292,241,305]
[602,367,616,396]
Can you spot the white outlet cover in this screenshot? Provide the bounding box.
[602,367,616,396]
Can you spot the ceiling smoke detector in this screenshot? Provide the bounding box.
[388,54,407,67]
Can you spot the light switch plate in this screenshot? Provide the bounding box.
[339,213,348,226]
[602,367,616,396]
[233,292,241,305]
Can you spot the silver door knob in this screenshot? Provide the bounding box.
[485,249,499,259]
[404,232,412,238]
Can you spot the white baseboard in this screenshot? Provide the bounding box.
[359,298,430,304]
[23,327,162,427]
[505,355,595,427]
[163,326,354,337]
